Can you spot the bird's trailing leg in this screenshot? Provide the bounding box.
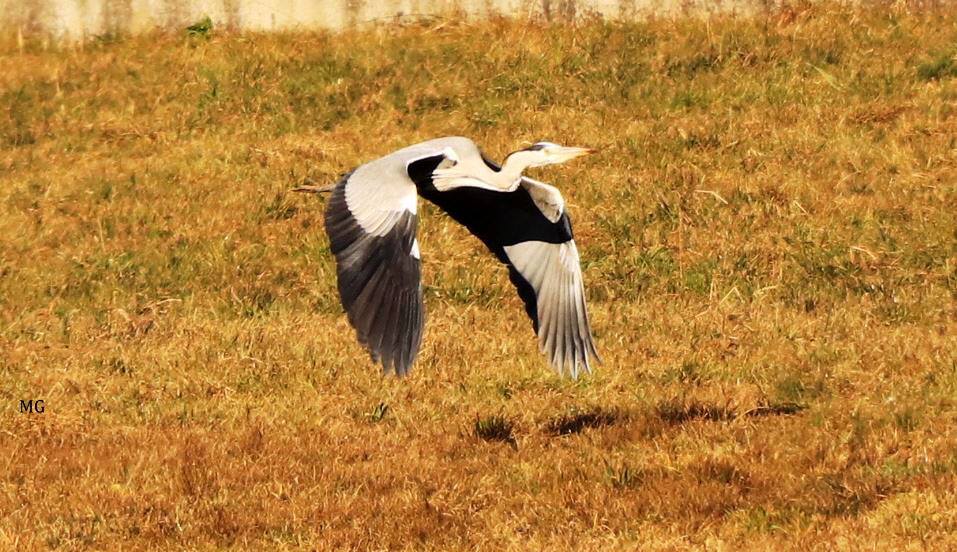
[292,184,336,194]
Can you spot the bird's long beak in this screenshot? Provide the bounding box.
[550,146,596,163]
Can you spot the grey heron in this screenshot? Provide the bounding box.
[299,136,600,378]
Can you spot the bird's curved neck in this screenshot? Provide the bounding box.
[429,148,530,193]
[498,151,536,185]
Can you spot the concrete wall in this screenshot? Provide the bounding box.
[1,0,763,41]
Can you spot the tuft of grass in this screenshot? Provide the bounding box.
[369,402,389,423]
[473,415,517,448]
[186,16,214,38]
[605,461,643,489]
[917,51,957,81]
[663,360,708,385]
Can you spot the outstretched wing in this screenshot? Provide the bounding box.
[323,166,425,375]
[501,238,600,378]
[409,157,600,378]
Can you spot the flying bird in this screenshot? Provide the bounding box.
[297,136,600,378]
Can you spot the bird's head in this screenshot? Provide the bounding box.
[505,141,596,169]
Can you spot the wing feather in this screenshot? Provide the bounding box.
[323,172,424,375]
[562,259,576,375]
[504,240,600,377]
[539,250,558,365]
[563,265,577,375]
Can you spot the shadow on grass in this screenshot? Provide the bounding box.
[545,407,625,436]
[655,401,734,425]
[541,400,805,439]
[655,399,807,426]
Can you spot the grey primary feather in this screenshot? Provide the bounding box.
[324,175,423,375]
[319,137,489,375]
[502,240,599,378]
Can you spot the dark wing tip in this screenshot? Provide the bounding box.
[323,174,425,377]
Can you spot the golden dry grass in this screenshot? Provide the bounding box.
[1,3,956,549]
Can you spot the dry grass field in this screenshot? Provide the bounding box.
[2,3,956,549]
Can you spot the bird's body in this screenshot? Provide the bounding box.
[316,136,599,378]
